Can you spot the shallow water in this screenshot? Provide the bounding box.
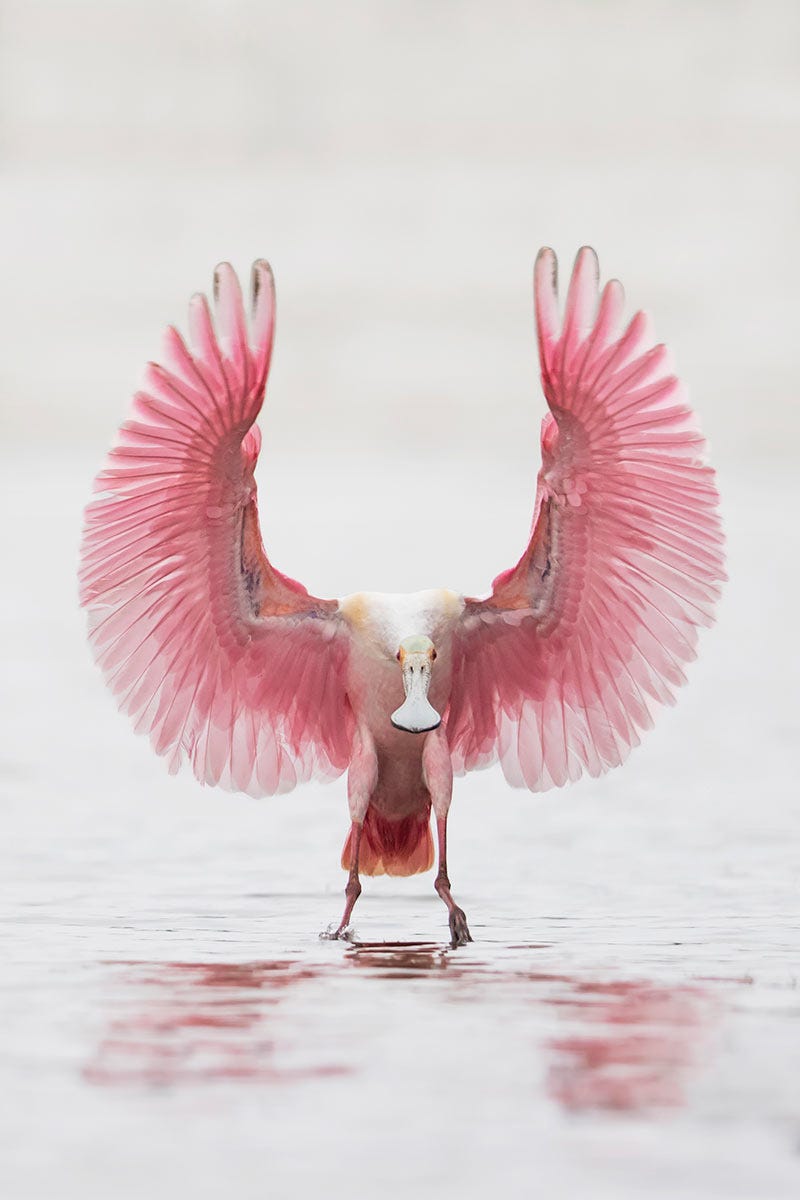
[4,861,800,1200]
[2,453,799,1198]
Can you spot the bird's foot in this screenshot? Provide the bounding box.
[319,923,356,943]
[448,907,473,949]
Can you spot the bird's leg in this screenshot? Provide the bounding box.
[323,725,377,941]
[423,728,472,948]
[334,821,363,937]
[434,814,472,948]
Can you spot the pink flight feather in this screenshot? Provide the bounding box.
[446,247,726,791]
[79,261,353,797]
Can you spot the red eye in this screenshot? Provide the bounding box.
[396,650,401,661]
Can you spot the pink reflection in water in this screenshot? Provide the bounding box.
[84,951,714,1112]
[84,960,349,1087]
[344,945,713,1114]
[545,979,711,1113]
[345,941,468,978]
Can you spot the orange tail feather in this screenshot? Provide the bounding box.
[341,805,434,877]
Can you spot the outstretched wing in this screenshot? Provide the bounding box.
[447,247,725,790]
[79,261,353,796]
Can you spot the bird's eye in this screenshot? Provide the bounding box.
[396,650,401,661]
[431,649,437,661]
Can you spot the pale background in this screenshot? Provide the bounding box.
[1,3,799,1198]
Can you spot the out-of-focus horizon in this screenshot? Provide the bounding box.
[1,0,798,468]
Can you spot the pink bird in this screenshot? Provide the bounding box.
[79,248,725,947]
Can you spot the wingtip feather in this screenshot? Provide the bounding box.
[534,247,560,374]
[250,259,276,386]
[563,245,600,347]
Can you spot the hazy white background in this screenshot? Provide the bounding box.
[1,3,799,1199]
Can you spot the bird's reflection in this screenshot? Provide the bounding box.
[85,950,713,1112]
[346,944,711,1112]
[345,940,467,977]
[543,978,711,1112]
[84,959,349,1087]
[346,945,711,1112]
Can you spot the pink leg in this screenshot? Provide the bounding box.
[322,726,376,941]
[333,821,363,938]
[423,727,471,948]
[434,814,472,948]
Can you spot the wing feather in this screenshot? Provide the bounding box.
[448,247,725,790]
[80,261,352,796]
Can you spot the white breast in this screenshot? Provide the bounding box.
[338,589,464,741]
[339,588,464,660]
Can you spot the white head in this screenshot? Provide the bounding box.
[391,634,441,734]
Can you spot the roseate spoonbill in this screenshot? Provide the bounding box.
[79,248,725,947]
